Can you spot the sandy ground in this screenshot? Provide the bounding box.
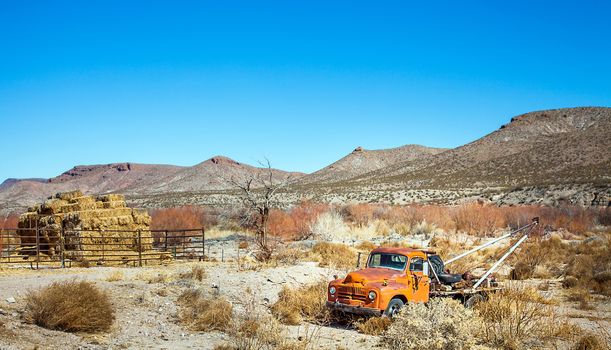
[0,260,381,350]
[1,235,609,349]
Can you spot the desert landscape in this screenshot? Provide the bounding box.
[2,2,611,349]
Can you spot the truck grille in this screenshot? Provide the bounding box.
[337,286,367,301]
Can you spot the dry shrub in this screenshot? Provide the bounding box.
[178,289,232,331]
[452,203,506,236]
[476,286,574,349]
[309,210,350,241]
[341,204,376,226]
[384,298,481,350]
[289,201,329,240]
[179,265,207,281]
[142,272,172,284]
[272,247,307,265]
[105,270,124,282]
[311,242,356,269]
[150,206,216,245]
[509,235,567,280]
[355,241,377,252]
[150,205,215,230]
[565,288,593,310]
[271,280,329,325]
[219,314,317,350]
[572,333,610,350]
[565,235,611,296]
[24,280,115,333]
[354,316,391,335]
[268,209,297,239]
[238,241,249,249]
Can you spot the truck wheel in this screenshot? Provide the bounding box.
[384,298,404,318]
[465,294,484,308]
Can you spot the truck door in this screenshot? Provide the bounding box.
[408,256,430,303]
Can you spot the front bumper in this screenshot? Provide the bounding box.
[326,301,383,316]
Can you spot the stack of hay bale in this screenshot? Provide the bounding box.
[17,190,153,262]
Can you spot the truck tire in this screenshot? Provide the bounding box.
[384,298,405,318]
[465,294,484,308]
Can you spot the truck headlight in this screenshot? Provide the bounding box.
[329,286,336,295]
[368,291,376,300]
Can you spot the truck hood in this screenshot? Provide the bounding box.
[343,268,404,284]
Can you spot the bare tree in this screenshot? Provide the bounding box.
[229,159,291,260]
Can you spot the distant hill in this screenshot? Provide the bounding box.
[358,107,611,189]
[298,145,447,185]
[1,107,609,213]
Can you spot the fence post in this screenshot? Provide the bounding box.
[6,230,11,263]
[100,229,105,263]
[164,230,168,251]
[35,225,40,270]
[60,227,65,268]
[137,229,142,267]
[201,228,205,261]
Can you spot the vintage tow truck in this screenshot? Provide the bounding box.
[326,218,539,317]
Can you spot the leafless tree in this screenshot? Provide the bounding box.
[228,159,291,260]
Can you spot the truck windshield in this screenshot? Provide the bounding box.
[368,253,407,271]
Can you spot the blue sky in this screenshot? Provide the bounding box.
[1,1,610,181]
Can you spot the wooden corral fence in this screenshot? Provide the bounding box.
[0,227,205,269]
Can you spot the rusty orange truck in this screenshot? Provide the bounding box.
[326,218,539,317]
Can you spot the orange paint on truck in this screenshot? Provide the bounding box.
[326,247,431,316]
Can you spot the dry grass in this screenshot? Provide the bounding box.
[217,314,318,350]
[565,287,594,310]
[355,241,377,252]
[178,265,207,281]
[310,242,356,269]
[572,333,610,350]
[384,298,481,350]
[104,270,124,282]
[178,289,232,331]
[354,316,391,335]
[24,280,115,333]
[476,285,578,349]
[271,247,308,265]
[271,280,330,325]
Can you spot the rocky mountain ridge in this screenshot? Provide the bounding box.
[1,107,609,213]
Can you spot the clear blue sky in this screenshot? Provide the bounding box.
[1,1,610,182]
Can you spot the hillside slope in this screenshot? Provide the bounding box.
[357,107,611,189]
[299,145,447,185]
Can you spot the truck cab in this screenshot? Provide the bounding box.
[326,247,431,317]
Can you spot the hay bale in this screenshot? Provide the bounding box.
[56,190,84,201]
[15,191,153,258]
[40,199,69,215]
[97,194,125,202]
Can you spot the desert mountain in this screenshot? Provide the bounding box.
[299,145,447,185]
[0,158,303,213]
[354,107,611,189]
[131,156,304,193]
[1,107,609,213]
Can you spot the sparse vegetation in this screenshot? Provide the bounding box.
[178,288,232,331]
[354,316,391,335]
[178,265,207,281]
[310,242,356,269]
[271,280,330,325]
[384,298,481,350]
[476,286,578,349]
[105,270,124,282]
[24,280,115,333]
